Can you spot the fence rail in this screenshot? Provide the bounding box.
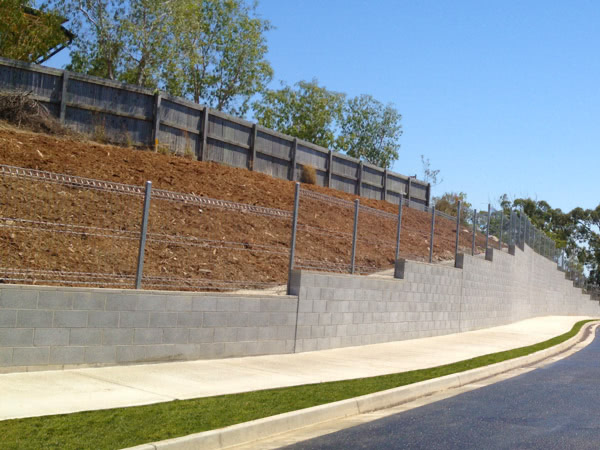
[0,56,430,207]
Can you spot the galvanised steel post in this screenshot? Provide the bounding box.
[287,182,301,294]
[485,204,491,250]
[499,212,504,250]
[516,212,521,247]
[429,206,436,263]
[135,181,152,290]
[472,209,477,256]
[350,199,360,274]
[394,196,403,264]
[454,200,461,264]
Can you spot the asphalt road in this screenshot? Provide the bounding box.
[283,328,600,450]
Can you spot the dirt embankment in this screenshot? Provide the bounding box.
[0,124,486,290]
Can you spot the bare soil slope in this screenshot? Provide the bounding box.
[0,124,485,290]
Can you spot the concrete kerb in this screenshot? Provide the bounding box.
[125,320,599,450]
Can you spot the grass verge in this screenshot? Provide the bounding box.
[1,319,596,449]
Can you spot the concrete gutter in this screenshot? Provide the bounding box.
[125,321,598,450]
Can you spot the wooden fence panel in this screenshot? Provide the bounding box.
[0,56,431,206]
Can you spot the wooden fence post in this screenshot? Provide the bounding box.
[407,177,412,204]
[200,106,209,161]
[249,124,257,170]
[327,150,333,188]
[59,71,69,124]
[152,92,161,151]
[290,138,298,181]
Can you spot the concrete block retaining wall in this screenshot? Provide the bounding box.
[0,245,597,371]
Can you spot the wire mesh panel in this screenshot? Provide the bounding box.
[142,189,292,292]
[0,165,143,287]
[431,208,459,263]
[294,188,356,274]
[354,203,399,275]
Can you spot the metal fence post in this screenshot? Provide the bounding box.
[429,206,436,263]
[287,183,300,294]
[499,212,504,250]
[454,200,461,264]
[485,204,491,250]
[394,197,403,264]
[351,199,360,274]
[472,209,477,256]
[135,181,152,289]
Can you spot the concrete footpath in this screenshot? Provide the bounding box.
[0,315,592,421]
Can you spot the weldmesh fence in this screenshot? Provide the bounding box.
[0,165,143,287]
[0,164,291,291]
[355,203,398,274]
[142,189,291,291]
[294,189,356,273]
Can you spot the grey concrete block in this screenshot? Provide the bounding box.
[0,287,38,309]
[257,327,277,341]
[72,293,106,310]
[239,299,261,312]
[144,344,178,361]
[236,327,258,342]
[0,310,16,327]
[116,345,146,363]
[172,344,201,359]
[102,328,134,345]
[0,347,13,366]
[136,295,166,311]
[38,291,73,310]
[70,328,102,346]
[227,313,248,327]
[269,312,295,326]
[50,346,85,365]
[88,311,119,327]
[0,328,33,346]
[13,347,49,366]
[223,341,247,357]
[257,340,286,355]
[53,311,88,328]
[119,311,149,328]
[214,327,237,343]
[189,328,214,343]
[192,296,217,312]
[177,312,203,328]
[277,326,295,340]
[106,294,138,311]
[17,310,53,328]
[162,328,189,344]
[217,298,239,312]
[150,312,178,327]
[203,312,228,328]
[197,342,226,359]
[34,328,69,346]
[134,328,163,344]
[85,346,116,364]
[246,312,270,327]
[165,296,192,312]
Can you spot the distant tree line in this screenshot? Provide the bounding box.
[1,0,403,168]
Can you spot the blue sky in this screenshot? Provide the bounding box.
[45,0,600,213]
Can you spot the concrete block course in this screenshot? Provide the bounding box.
[0,244,597,370]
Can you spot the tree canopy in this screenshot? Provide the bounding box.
[500,196,600,287]
[252,79,345,149]
[0,0,70,63]
[52,0,273,115]
[336,94,402,168]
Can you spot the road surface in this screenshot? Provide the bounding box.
[284,328,600,449]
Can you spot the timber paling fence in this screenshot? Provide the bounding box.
[0,56,430,208]
[0,164,593,297]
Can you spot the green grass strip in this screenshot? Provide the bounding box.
[1,319,596,450]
